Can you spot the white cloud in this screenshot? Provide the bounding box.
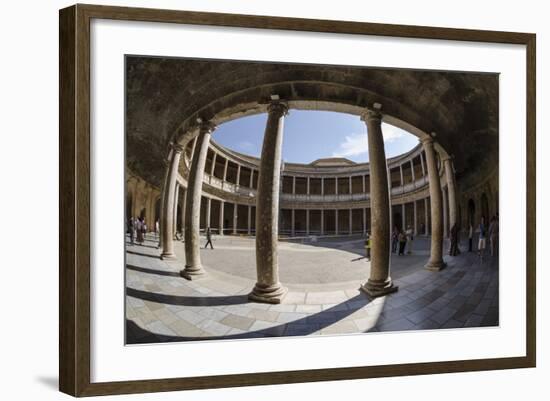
[237,140,256,153]
[332,124,406,158]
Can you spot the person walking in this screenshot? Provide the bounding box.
[204,226,214,249]
[405,225,413,254]
[478,217,487,262]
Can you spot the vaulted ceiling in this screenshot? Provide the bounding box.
[126,56,498,186]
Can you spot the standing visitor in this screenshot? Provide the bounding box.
[128,216,135,245]
[155,219,160,238]
[136,217,144,245]
[478,217,487,262]
[405,225,414,254]
[391,226,399,253]
[398,230,407,255]
[449,223,460,256]
[364,232,371,261]
[204,226,214,249]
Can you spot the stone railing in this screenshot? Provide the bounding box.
[204,173,429,201]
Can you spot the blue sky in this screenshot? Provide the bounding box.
[212,110,419,164]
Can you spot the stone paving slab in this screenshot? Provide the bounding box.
[125,235,499,343]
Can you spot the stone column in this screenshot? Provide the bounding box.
[413,200,418,235]
[222,158,229,182]
[291,209,295,237]
[349,209,353,235]
[249,101,288,303]
[422,137,445,270]
[180,121,216,278]
[442,187,448,238]
[180,188,187,240]
[160,144,184,259]
[173,183,180,237]
[335,209,339,235]
[321,209,325,235]
[424,197,429,235]
[236,164,241,186]
[205,197,211,228]
[399,165,404,187]
[349,176,352,195]
[335,177,339,195]
[292,176,296,195]
[321,178,324,196]
[420,151,426,176]
[360,106,398,297]
[233,205,238,235]
[158,152,172,249]
[219,200,225,235]
[307,177,310,195]
[402,203,406,231]
[443,156,458,230]
[210,152,217,176]
[363,208,367,235]
[410,159,416,182]
[306,209,310,236]
[249,170,254,188]
[247,205,252,235]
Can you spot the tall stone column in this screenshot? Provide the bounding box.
[180,121,216,279]
[179,188,187,241]
[442,188,448,238]
[349,209,353,235]
[321,209,325,235]
[205,197,211,228]
[335,209,339,235]
[247,205,252,235]
[219,200,224,235]
[443,156,458,229]
[360,106,398,297]
[306,209,310,235]
[158,152,172,249]
[413,200,418,235]
[160,144,184,259]
[249,101,288,303]
[422,136,445,270]
[424,197,429,235]
[173,183,180,237]
[233,205,238,234]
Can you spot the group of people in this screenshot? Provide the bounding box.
[469,215,499,261]
[127,216,147,245]
[392,225,414,256]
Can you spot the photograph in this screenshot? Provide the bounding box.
[124,56,500,344]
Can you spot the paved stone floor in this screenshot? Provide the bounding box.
[126,233,499,344]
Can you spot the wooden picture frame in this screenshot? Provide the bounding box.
[59,3,536,397]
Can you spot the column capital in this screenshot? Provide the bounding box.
[267,100,289,117]
[360,107,382,123]
[171,142,185,153]
[441,154,453,163]
[197,119,217,135]
[421,136,434,145]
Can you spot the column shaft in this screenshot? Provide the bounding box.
[249,101,288,303]
[173,183,180,237]
[444,157,458,229]
[206,197,211,228]
[360,107,397,297]
[423,137,445,270]
[247,205,252,235]
[219,200,224,235]
[306,209,310,236]
[442,188,449,238]
[160,145,183,259]
[180,122,215,278]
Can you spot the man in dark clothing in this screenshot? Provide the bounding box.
[204,227,214,249]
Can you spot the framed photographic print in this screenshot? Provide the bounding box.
[59,3,536,397]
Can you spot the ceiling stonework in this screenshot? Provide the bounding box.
[126,56,498,186]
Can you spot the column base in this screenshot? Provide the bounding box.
[248,283,288,304]
[425,260,447,271]
[180,265,206,280]
[360,278,398,298]
[160,252,177,260]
